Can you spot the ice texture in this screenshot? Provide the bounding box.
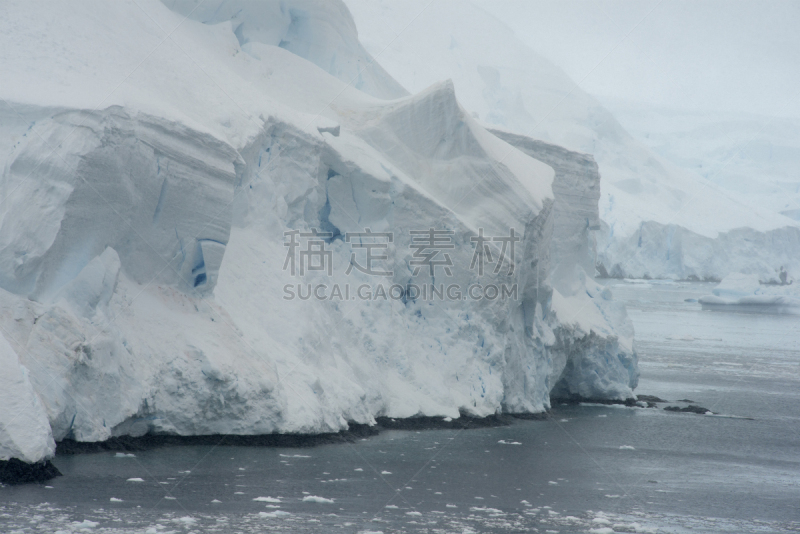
[0,333,56,463]
[0,0,636,463]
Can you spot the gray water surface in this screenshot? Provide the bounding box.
[2,281,799,533]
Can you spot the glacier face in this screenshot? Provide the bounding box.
[344,0,800,284]
[489,130,637,401]
[597,221,800,283]
[0,0,636,464]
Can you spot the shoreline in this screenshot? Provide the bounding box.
[8,396,706,486]
[54,412,548,457]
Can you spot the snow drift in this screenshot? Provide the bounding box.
[0,0,636,466]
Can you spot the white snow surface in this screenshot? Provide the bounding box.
[0,0,636,463]
[345,0,799,281]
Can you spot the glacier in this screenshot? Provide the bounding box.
[344,0,800,284]
[0,0,636,468]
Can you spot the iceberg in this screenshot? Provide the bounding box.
[0,0,636,469]
[699,272,800,314]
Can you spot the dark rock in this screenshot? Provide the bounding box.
[0,458,61,485]
[664,405,711,414]
[375,412,517,431]
[57,424,379,454]
[676,399,696,403]
[595,262,610,279]
[636,394,668,403]
[556,395,642,408]
[56,410,553,457]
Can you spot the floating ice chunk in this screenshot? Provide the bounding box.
[303,495,334,503]
[354,468,363,471]
[700,273,800,314]
[548,481,558,485]
[127,477,145,482]
[405,511,422,516]
[470,507,503,514]
[72,520,98,528]
[619,445,635,450]
[381,471,392,475]
[385,505,398,509]
[211,499,222,503]
[110,497,123,502]
[253,496,281,503]
[259,510,291,518]
[115,453,136,458]
[497,440,522,445]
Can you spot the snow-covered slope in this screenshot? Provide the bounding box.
[162,0,408,100]
[603,101,800,220]
[0,0,636,465]
[344,0,799,281]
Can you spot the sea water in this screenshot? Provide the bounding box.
[1,281,798,533]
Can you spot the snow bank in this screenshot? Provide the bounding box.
[0,0,637,464]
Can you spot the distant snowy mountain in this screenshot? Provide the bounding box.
[601,100,800,220]
[0,0,636,467]
[345,0,800,282]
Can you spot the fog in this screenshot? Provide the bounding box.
[475,0,800,119]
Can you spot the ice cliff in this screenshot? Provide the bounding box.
[345,0,800,284]
[0,0,636,466]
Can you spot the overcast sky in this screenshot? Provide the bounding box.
[474,0,800,118]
